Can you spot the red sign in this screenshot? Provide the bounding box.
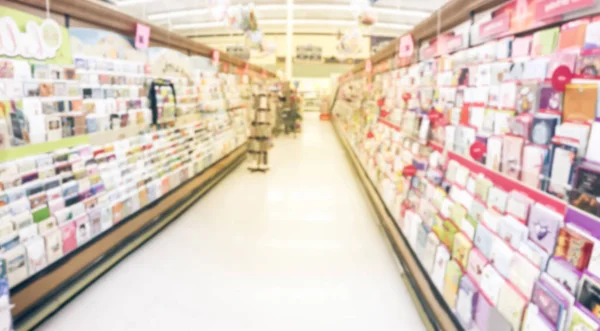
[446,35,464,53]
[398,34,414,58]
[470,141,487,160]
[402,165,417,177]
[551,65,573,91]
[212,50,220,66]
[420,42,437,60]
[480,12,511,38]
[365,59,372,73]
[134,23,150,49]
[536,0,596,21]
[429,111,442,123]
[493,0,561,36]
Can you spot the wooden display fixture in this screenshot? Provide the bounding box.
[332,120,460,331]
[4,0,275,78]
[11,143,247,330]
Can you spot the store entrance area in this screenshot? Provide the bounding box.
[38,113,425,331]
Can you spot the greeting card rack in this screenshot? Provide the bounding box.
[0,1,276,329]
[333,0,600,331]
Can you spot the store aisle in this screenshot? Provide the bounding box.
[38,113,425,331]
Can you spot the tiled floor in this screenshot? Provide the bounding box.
[38,113,425,331]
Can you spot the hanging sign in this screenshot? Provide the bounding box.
[0,6,72,65]
[535,0,596,21]
[365,59,372,73]
[551,65,573,91]
[398,34,414,58]
[212,50,220,66]
[470,141,487,160]
[134,23,150,49]
[479,12,511,38]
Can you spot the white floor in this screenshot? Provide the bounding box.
[38,113,426,331]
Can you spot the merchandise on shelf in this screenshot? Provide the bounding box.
[333,9,600,331]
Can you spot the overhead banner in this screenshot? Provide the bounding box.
[69,28,147,62]
[0,6,72,65]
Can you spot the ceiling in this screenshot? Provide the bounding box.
[109,0,448,37]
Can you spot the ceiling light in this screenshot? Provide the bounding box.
[172,19,411,30]
[150,9,208,20]
[113,0,157,7]
[148,4,430,21]
[173,21,226,30]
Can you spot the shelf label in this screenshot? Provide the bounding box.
[480,12,511,38]
[535,0,596,21]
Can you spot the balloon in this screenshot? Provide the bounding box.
[551,65,573,92]
[402,165,417,177]
[209,0,229,21]
[470,141,487,160]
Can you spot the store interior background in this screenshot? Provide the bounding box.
[114,0,448,109]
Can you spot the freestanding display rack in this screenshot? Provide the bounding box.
[248,93,271,172]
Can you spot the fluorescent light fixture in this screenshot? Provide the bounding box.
[173,21,226,30]
[172,19,411,30]
[149,4,430,21]
[150,9,209,20]
[113,0,157,7]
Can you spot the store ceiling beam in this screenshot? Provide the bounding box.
[352,0,507,74]
[5,0,276,77]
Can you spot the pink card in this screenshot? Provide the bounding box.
[513,36,533,58]
[60,220,77,255]
[135,23,150,49]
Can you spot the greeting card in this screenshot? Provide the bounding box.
[521,304,556,331]
[498,215,529,249]
[43,229,63,264]
[547,52,578,79]
[486,136,503,172]
[474,223,496,259]
[532,27,559,56]
[431,245,450,291]
[443,260,463,308]
[564,84,597,122]
[480,264,505,305]
[25,236,47,275]
[508,248,539,296]
[532,278,570,328]
[60,220,77,255]
[453,232,472,268]
[490,236,515,278]
[567,304,600,331]
[547,257,582,294]
[512,36,532,58]
[556,122,591,158]
[487,186,508,214]
[570,163,600,216]
[531,114,560,145]
[528,203,563,253]
[585,20,600,50]
[466,247,488,285]
[456,275,478,329]
[501,135,524,179]
[586,121,600,164]
[497,281,527,331]
[577,273,600,321]
[423,232,440,274]
[547,140,578,199]
[4,245,27,287]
